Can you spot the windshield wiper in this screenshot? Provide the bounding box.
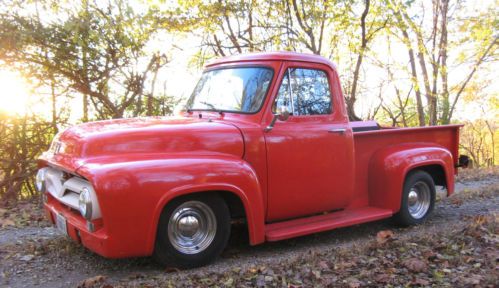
[199,101,224,115]
[200,101,217,110]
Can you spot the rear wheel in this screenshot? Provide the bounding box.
[394,170,436,226]
[154,194,230,268]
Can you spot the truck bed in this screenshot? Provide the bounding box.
[351,124,462,208]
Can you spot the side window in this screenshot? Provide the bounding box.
[273,68,332,115]
[273,70,292,113]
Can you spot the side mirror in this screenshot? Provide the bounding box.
[277,110,290,121]
[264,108,290,132]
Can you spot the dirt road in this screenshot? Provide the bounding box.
[0,174,497,287]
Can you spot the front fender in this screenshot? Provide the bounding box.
[368,144,454,212]
[76,154,265,257]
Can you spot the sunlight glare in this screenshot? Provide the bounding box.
[0,70,31,116]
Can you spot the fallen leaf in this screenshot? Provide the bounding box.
[463,255,473,263]
[311,270,321,279]
[348,278,361,288]
[224,277,234,286]
[337,261,357,269]
[19,254,34,261]
[473,215,487,225]
[249,267,258,274]
[412,278,430,286]
[450,197,463,206]
[232,267,241,273]
[318,260,329,270]
[463,274,483,285]
[422,250,436,261]
[0,218,15,228]
[374,273,391,283]
[164,266,180,273]
[484,250,499,265]
[78,275,106,288]
[376,230,394,244]
[402,258,428,273]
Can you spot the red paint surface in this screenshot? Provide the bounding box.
[38,52,462,259]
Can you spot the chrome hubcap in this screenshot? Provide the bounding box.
[168,201,216,254]
[408,190,418,206]
[408,181,431,219]
[177,216,199,237]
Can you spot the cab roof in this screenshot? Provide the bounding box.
[206,51,338,70]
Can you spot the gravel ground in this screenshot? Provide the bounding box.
[0,176,497,288]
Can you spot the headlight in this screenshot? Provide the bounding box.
[35,168,47,192]
[78,188,93,219]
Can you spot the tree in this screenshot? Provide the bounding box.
[160,0,383,120]
[346,0,388,121]
[387,0,497,126]
[0,0,168,119]
[0,112,54,203]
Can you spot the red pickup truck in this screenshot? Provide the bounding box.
[37,52,466,268]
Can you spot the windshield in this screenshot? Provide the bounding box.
[186,67,274,113]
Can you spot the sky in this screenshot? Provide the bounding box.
[0,69,32,116]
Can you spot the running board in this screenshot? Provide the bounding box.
[265,207,393,242]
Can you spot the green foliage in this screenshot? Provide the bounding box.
[0,112,55,203]
[0,0,169,119]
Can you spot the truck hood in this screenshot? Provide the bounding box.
[44,116,244,170]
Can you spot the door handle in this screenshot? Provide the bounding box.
[328,128,346,135]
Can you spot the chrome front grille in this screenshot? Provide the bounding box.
[43,166,101,219]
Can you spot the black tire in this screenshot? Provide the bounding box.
[394,170,436,226]
[153,193,230,268]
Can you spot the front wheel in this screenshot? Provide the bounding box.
[394,170,436,226]
[153,194,230,268]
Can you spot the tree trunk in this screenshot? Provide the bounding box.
[147,96,153,116]
[82,0,89,122]
[398,4,436,125]
[83,95,88,122]
[439,0,450,124]
[430,0,441,124]
[347,0,370,121]
[417,51,436,125]
[402,29,425,126]
[389,1,425,126]
[248,0,254,51]
[50,78,57,133]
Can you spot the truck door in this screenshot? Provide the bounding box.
[264,62,354,221]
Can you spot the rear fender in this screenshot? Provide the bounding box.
[368,144,454,212]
